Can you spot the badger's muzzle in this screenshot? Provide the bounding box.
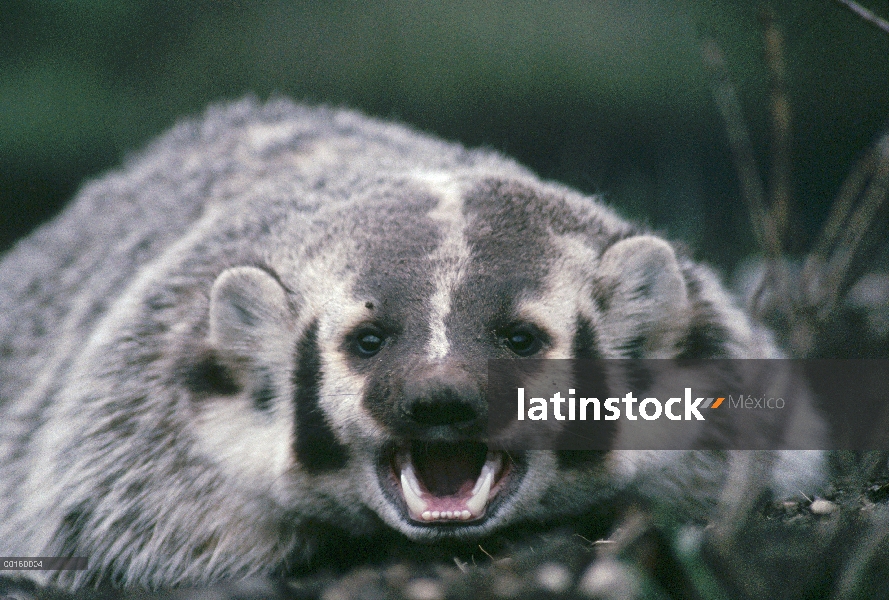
[380,368,514,524]
[390,441,510,522]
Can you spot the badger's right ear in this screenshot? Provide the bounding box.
[208,266,291,357]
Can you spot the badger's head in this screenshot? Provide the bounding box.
[187,174,744,546]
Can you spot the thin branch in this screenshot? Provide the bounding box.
[820,132,889,319]
[834,0,889,35]
[761,7,792,247]
[700,38,774,257]
[758,8,796,337]
[702,27,797,332]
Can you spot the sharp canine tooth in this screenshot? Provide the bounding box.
[400,466,428,517]
[471,462,496,495]
[466,466,494,516]
[402,462,425,497]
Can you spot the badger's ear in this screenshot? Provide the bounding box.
[208,266,290,356]
[595,235,690,356]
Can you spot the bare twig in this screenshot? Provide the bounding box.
[834,0,889,35]
[453,557,469,573]
[758,8,798,337]
[702,24,794,331]
[820,132,889,319]
[700,38,772,256]
[761,7,792,248]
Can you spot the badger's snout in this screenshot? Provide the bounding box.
[395,368,487,441]
[371,365,518,526]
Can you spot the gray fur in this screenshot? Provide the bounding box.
[0,98,823,589]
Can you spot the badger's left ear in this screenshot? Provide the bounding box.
[208,266,291,358]
[594,235,691,356]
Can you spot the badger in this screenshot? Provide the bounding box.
[0,98,824,589]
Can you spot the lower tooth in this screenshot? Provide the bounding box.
[400,467,429,518]
[422,511,432,520]
[461,510,471,520]
[465,468,493,516]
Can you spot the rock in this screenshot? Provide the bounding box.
[809,499,837,515]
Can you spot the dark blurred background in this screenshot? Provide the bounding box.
[2,0,887,272]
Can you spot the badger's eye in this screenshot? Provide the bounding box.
[353,328,386,357]
[503,325,542,357]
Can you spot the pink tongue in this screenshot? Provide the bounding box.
[412,442,486,498]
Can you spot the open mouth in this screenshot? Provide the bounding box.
[388,441,512,523]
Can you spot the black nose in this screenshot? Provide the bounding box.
[400,374,485,439]
[409,393,478,428]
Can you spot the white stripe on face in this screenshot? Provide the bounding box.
[419,173,471,361]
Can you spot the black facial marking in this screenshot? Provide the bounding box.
[293,320,349,473]
[572,316,601,359]
[677,322,730,358]
[181,351,241,397]
[625,361,654,395]
[566,327,616,455]
[676,274,731,358]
